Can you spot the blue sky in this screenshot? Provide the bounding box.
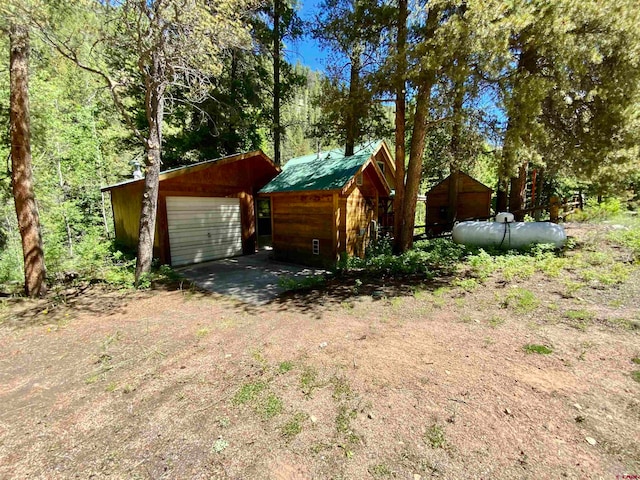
[285,0,329,71]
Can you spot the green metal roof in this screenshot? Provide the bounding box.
[260,141,382,194]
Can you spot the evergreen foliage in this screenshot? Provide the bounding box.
[0,0,638,291]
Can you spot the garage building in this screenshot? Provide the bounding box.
[102,151,280,266]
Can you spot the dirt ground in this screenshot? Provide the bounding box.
[1,224,639,479]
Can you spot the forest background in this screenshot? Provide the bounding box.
[1,0,639,291]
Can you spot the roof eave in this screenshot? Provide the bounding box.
[101,150,277,192]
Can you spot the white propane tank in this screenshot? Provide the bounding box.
[452,218,567,249]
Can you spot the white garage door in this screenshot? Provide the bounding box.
[166,196,243,266]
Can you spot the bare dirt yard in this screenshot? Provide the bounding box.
[1,223,639,479]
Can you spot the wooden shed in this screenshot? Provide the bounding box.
[425,171,493,235]
[102,151,280,266]
[259,141,395,268]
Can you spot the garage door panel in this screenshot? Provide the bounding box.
[166,196,243,266]
[170,242,242,261]
[167,207,241,218]
[169,236,242,253]
[166,227,242,243]
[167,215,241,229]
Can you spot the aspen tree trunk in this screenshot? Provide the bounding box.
[392,0,407,253]
[135,58,165,284]
[10,22,47,297]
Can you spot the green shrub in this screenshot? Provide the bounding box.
[570,198,623,222]
[609,225,640,261]
[341,238,469,276]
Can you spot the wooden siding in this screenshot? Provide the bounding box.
[345,186,375,257]
[270,193,336,267]
[373,148,396,191]
[426,172,492,231]
[110,184,160,251]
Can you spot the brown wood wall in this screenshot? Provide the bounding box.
[270,192,336,267]
[345,187,375,258]
[426,174,492,225]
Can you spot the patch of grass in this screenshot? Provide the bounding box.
[432,287,449,297]
[563,280,586,297]
[232,381,266,405]
[277,361,294,374]
[580,263,632,286]
[585,251,611,266]
[211,438,228,454]
[335,405,358,435]
[565,310,596,330]
[488,315,505,328]
[281,412,307,440]
[332,376,353,400]
[251,348,267,365]
[105,382,118,392]
[424,423,446,449]
[631,371,640,383]
[300,366,319,397]
[608,223,640,261]
[389,297,403,309]
[501,288,539,313]
[524,344,553,355]
[217,416,230,428]
[497,255,536,281]
[454,297,466,308]
[368,464,393,477]
[453,277,479,291]
[632,357,640,365]
[467,250,495,280]
[565,309,594,321]
[258,394,283,420]
[195,327,210,338]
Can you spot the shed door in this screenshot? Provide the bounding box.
[166,196,243,266]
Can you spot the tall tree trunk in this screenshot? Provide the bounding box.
[273,0,282,166]
[135,62,165,284]
[397,6,439,252]
[399,72,436,251]
[393,0,407,253]
[10,22,46,297]
[503,47,536,219]
[447,82,465,225]
[534,167,544,220]
[509,161,528,220]
[345,50,361,157]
